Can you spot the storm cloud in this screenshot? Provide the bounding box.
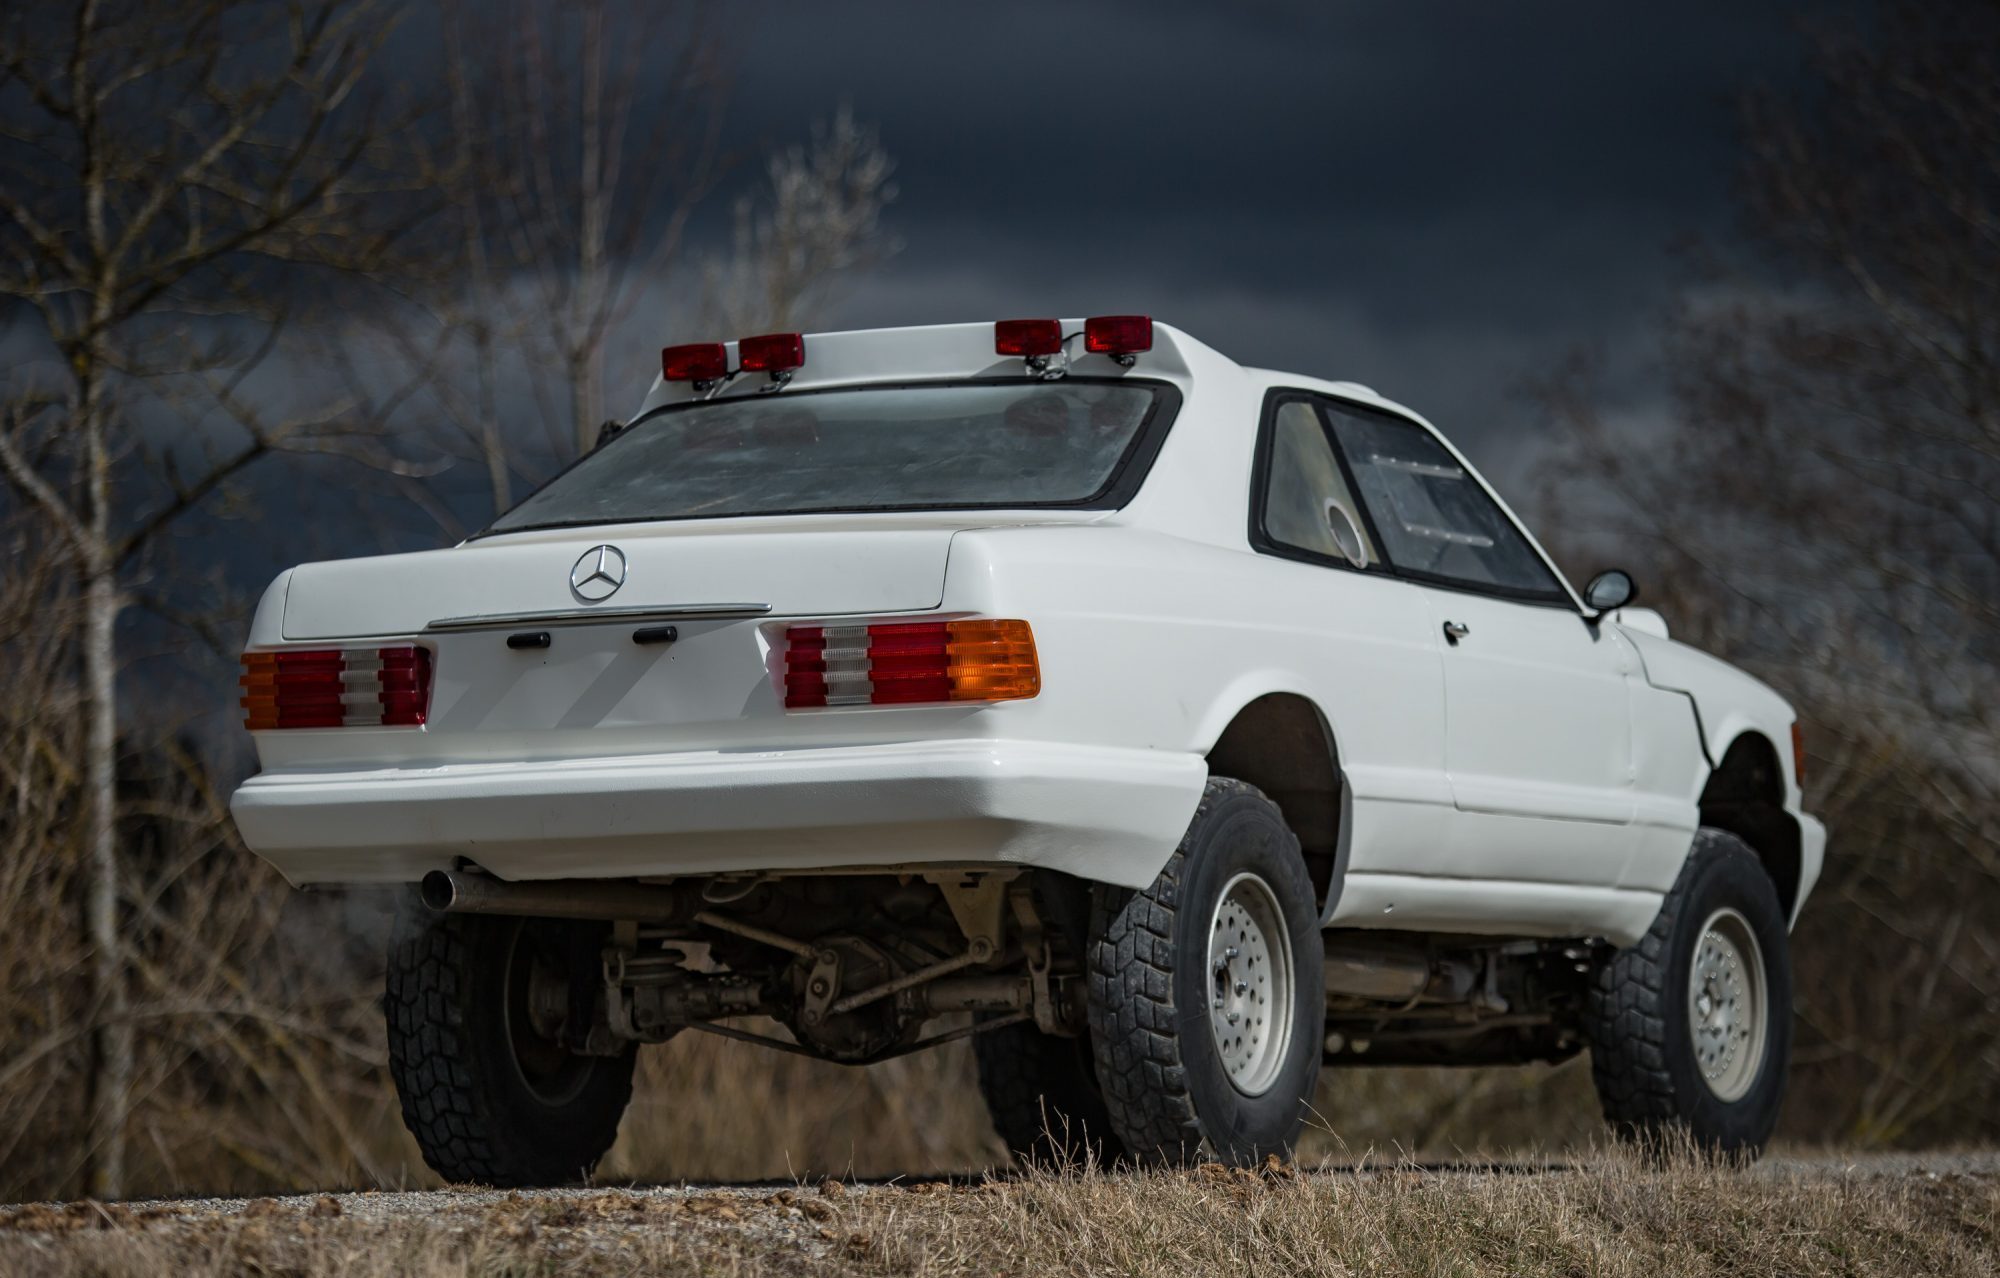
[703,0,1850,489]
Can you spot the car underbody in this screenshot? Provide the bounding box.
[419,865,1599,1071]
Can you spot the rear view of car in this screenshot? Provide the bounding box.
[232,317,1822,1185]
[233,339,1190,890]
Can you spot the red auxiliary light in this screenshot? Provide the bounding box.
[995,318,1064,358]
[783,619,1040,709]
[738,332,806,373]
[662,342,729,382]
[1084,314,1153,358]
[240,645,433,730]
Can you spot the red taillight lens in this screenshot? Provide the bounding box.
[738,332,806,373]
[783,619,1039,709]
[376,647,434,726]
[995,318,1063,357]
[1791,722,1806,787]
[1084,314,1152,356]
[241,646,433,730]
[662,342,729,382]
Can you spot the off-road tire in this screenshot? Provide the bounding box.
[386,904,636,1186]
[1585,828,1793,1158]
[974,1021,1126,1167]
[1086,777,1325,1165]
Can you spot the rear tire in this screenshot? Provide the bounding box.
[973,1021,1126,1167]
[1585,828,1793,1158]
[1086,777,1325,1165]
[386,904,635,1187]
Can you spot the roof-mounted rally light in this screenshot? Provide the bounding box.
[995,318,1067,380]
[739,331,805,390]
[994,318,1064,358]
[662,342,729,387]
[1085,314,1153,366]
[997,316,1154,378]
[661,333,805,395]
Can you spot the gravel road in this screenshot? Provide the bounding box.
[43,1147,2000,1221]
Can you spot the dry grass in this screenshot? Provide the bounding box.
[1,1150,1993,1277]
[865,1154,2000,1277]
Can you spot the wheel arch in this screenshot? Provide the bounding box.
[1698,731,1804,919]
[1198,689,1349,919]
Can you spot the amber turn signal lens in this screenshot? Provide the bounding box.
[943,618,1040,702]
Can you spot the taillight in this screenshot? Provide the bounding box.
[1084,314,1152,359]
[1791,722,1806,787]
[783,620,1039,709]
[240,646,433,730]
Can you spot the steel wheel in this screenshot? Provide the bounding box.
[387,908,635,1186]
[1207,871,1295,1097]
[502,921,594,1108]
[1687,906,1769,1102]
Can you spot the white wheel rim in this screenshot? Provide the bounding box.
[1687,906,1769,1102]
[1207,871,1295,1097]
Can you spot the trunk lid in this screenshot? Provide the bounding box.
[256,524,967,769]
[281,526,955,640]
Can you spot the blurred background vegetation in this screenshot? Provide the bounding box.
[1,0,1994,1201]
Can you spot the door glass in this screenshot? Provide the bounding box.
[1259,400,1378,568]
[1325,404,1566,600]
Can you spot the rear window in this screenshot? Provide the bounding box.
[487,379,1179,533]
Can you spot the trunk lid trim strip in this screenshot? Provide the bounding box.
[424,603,772,632]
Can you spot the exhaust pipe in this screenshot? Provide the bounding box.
[421,870,687,922]
[1324,941,1487,1004]
[1324,942,1431,1000]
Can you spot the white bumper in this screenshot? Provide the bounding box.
[230,739,1207,889]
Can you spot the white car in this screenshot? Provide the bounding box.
[231,317,1825,1184]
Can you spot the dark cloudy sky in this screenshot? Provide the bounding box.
[712,0,1851,494]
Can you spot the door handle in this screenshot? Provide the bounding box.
[1442,620,1470,645]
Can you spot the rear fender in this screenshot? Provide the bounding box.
[1192,677,1352,925]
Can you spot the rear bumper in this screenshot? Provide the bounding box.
[230,739,1207,890]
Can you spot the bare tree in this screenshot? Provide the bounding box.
[704,105,900,336]
[0,0,898,1200]
[0,0,428,1196]
[1533,2,2000,1143]
[361,16,898,536]
[458,0,728,463]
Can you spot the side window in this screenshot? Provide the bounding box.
[1257,399,1378,568]
[1323,403,1567,601]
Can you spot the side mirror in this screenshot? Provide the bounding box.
[1584,568,1637,612]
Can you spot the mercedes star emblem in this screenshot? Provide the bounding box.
[569,545,627,602]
